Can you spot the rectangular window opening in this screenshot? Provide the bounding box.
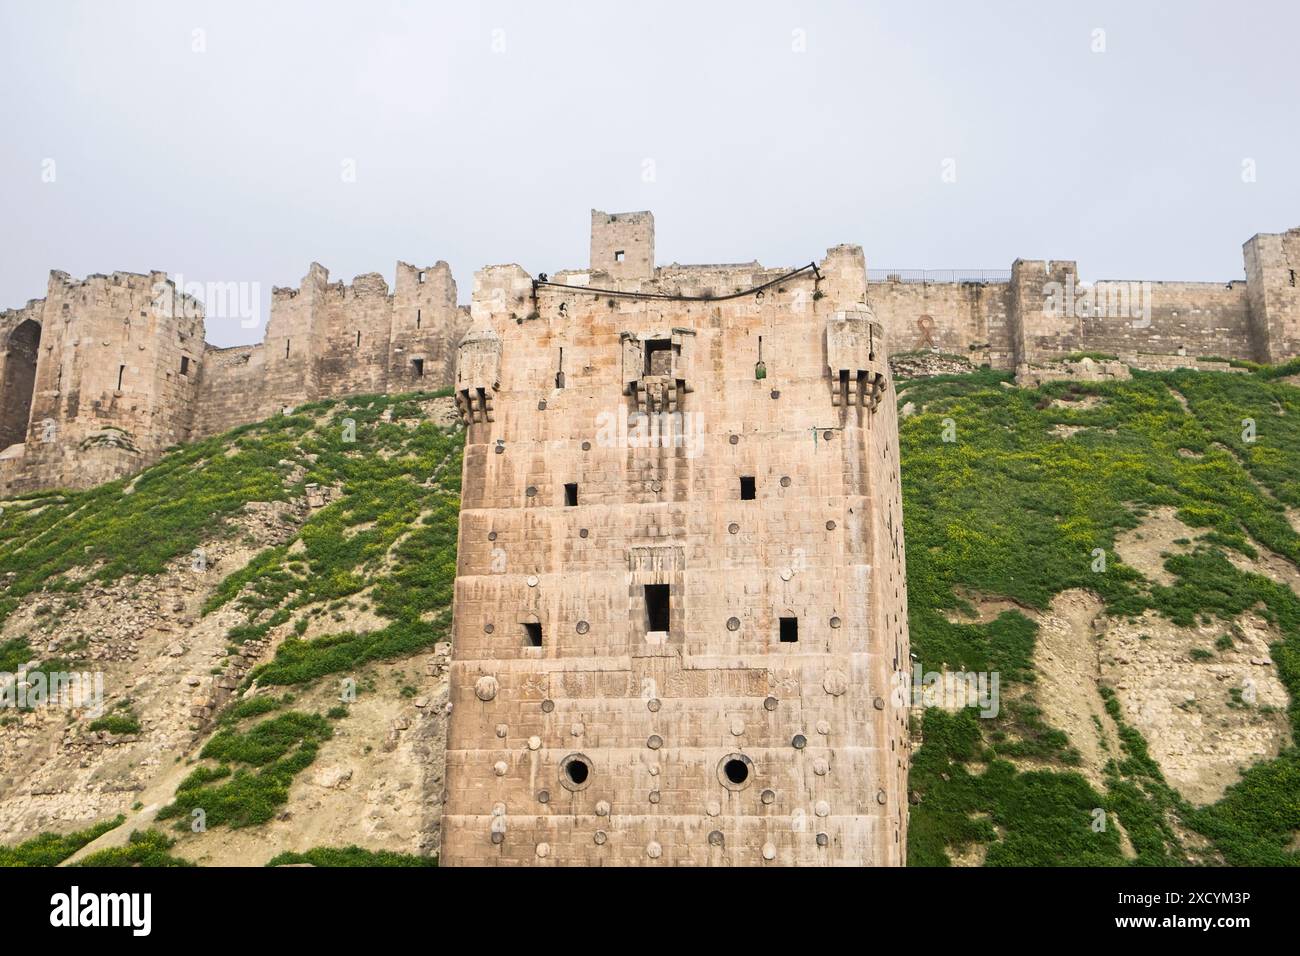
[117,365,125,390]
[416,308,422,328]
[412,358,425,378]
[644,584,670,634]
[564,482,578,506]
[644,338,672,376]
[522,622,543,647]
[779,616,799,643]
[740,476,756,500]
[355,330,362,347]
[180,356,190,376]
[285,339,291,358]
[614,250,625,263]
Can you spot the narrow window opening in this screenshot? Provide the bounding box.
[564,482,578,506]
[522,622,543,647]
[740,476,756,500]
[555,346,565,389]
[614,250,625,263]
[779,616,799,643]
[179,356,190,376]
[418,270,426,283]
[644,584,670,633]
[416,308,422,328]
[412,358,425,378]
[285,339,291,358]
[117,365,125,390]
[355,330,362,348]
[1291,269,1297,288]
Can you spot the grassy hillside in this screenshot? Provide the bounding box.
[3,363,1299,867]
[0,389,462,858]
[899,361,1300,866]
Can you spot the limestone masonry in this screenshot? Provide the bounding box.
[2,217,1298,497]
[0,259,467,493]
[441,211,910,865]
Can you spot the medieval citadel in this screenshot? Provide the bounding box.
[1,215,1298,497]
[1,212,1299,865]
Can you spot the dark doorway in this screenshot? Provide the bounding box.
[0,320,40,449]
[645,584,670,633]
[779,617,799,643]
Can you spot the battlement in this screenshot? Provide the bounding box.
[3,213,1300,498]
[0,255,466,494]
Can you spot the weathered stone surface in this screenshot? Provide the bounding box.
[441,211,912,867]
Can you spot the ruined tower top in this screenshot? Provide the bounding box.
[590,209,655,280]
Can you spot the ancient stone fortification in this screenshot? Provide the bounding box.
[870,227,1300,370]
[0,260,467,494]
[441,211,911,865]
[1,216,1296,496]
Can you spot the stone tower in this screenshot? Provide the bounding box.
[442,211,911,866]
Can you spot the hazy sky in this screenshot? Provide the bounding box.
[2,0,1298,346]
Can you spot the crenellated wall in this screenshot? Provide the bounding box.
[2,215,1299,496]
[0,258,466,495]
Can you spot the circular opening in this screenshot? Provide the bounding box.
[718,753,754,791]
[559,753,593,791]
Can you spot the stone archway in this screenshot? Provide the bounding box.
[0,319,41,449]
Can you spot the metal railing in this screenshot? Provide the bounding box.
[868,269,1011,285]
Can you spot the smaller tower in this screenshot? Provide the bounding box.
[590,210,654,280]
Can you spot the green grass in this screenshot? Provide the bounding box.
[265,846,437,867]
[88,712,141,735]
[156,711,333,830]
[0,815,124,866]
[899,363,1300,866]
[75,829,193,867]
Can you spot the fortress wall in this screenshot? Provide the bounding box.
[193,343,270,436]
[1008,261,1256,364]
[315,272,394,398]
[442,237,911,866]
[871,270,1258,370]
[868,280,1014,367]
[3,219,1299,496]
[3,271,206,491]
[388,261,465,392]
[1244,228,1300,362]
[190,261,463,440]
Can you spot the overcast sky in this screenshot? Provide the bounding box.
[2,0,1298,346]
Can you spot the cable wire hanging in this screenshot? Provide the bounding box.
[532,262,820,303]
